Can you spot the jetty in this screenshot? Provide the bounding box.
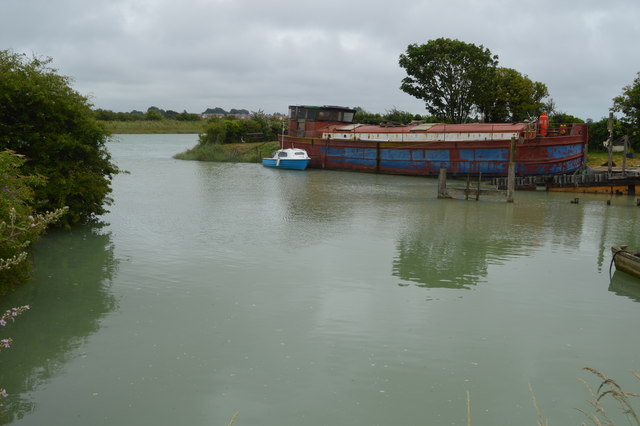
[491,169,640,195]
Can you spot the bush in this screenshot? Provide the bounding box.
[199,114,284,145]
[0,150,67,289]
[0,50,118,226]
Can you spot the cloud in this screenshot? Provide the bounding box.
[2,0,639,119]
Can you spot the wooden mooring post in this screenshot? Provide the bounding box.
[465,175,470,200]
[607,113,614,175]
[437,168,451,199]
[506,163,515,202]
[506,137,516,203]
[437,168,512,202]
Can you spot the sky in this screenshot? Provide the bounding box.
[2,0,639,121]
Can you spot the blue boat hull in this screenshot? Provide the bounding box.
[262,158,310,170]
[281,135,587,177]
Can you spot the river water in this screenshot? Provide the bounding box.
[1,134,639,425]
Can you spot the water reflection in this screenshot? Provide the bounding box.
[609,271,640,302]
[0,225,117,424]
[392,195,587,288]
[393,202,502,289]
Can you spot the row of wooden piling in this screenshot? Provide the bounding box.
[437,166,516,202]
[437,136,517,202]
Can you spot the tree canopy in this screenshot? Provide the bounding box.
[399,38,550,123]
[482,68,548,122]
[353,107,436,125]
[612,71,640,144]
[0,50,118,226]
[399,38,498,123]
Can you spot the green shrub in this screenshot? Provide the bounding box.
[0,50,118,226]
[199,114,284,145]
[0,150,67,290]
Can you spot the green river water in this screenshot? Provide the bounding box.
[1,134,639,425]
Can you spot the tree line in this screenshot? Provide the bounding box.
[94,107,201,122]
[93,107,273,122]
[203,107,251,115]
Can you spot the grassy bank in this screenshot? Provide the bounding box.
[586,151,639,168]
[102,120,207,134]
[174,141,280,162]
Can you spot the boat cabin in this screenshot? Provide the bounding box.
[288,105,356,138]
[269,148,310,160]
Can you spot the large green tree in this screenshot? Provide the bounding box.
[612,71,640,144]
[399,38,499,123]
[482,68,548,122]
[0,50,118,226]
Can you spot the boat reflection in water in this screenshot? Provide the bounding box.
[393,202,536,289]
[609,271,640,303]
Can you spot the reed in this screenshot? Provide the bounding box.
[577,367,640,425]
[462,369,639,426]
[529,384,549,426]
[227,411,239,426]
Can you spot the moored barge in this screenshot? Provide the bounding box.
[282,105,588,177]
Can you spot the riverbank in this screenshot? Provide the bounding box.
[173,140,280,162]
[586,152,640,169]
[102,120,206,134]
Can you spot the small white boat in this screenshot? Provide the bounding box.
[262,148,311,170]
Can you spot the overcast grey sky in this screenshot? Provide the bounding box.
[2,0,639,120]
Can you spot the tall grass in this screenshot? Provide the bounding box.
[462,369,639,425]
[102,120,207,134]
[586,152,640,168]
[221,368,637,425]
[578,367,640,425]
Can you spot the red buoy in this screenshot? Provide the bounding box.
[539,112,549,137]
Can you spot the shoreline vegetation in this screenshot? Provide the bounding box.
[102,120,207,134]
